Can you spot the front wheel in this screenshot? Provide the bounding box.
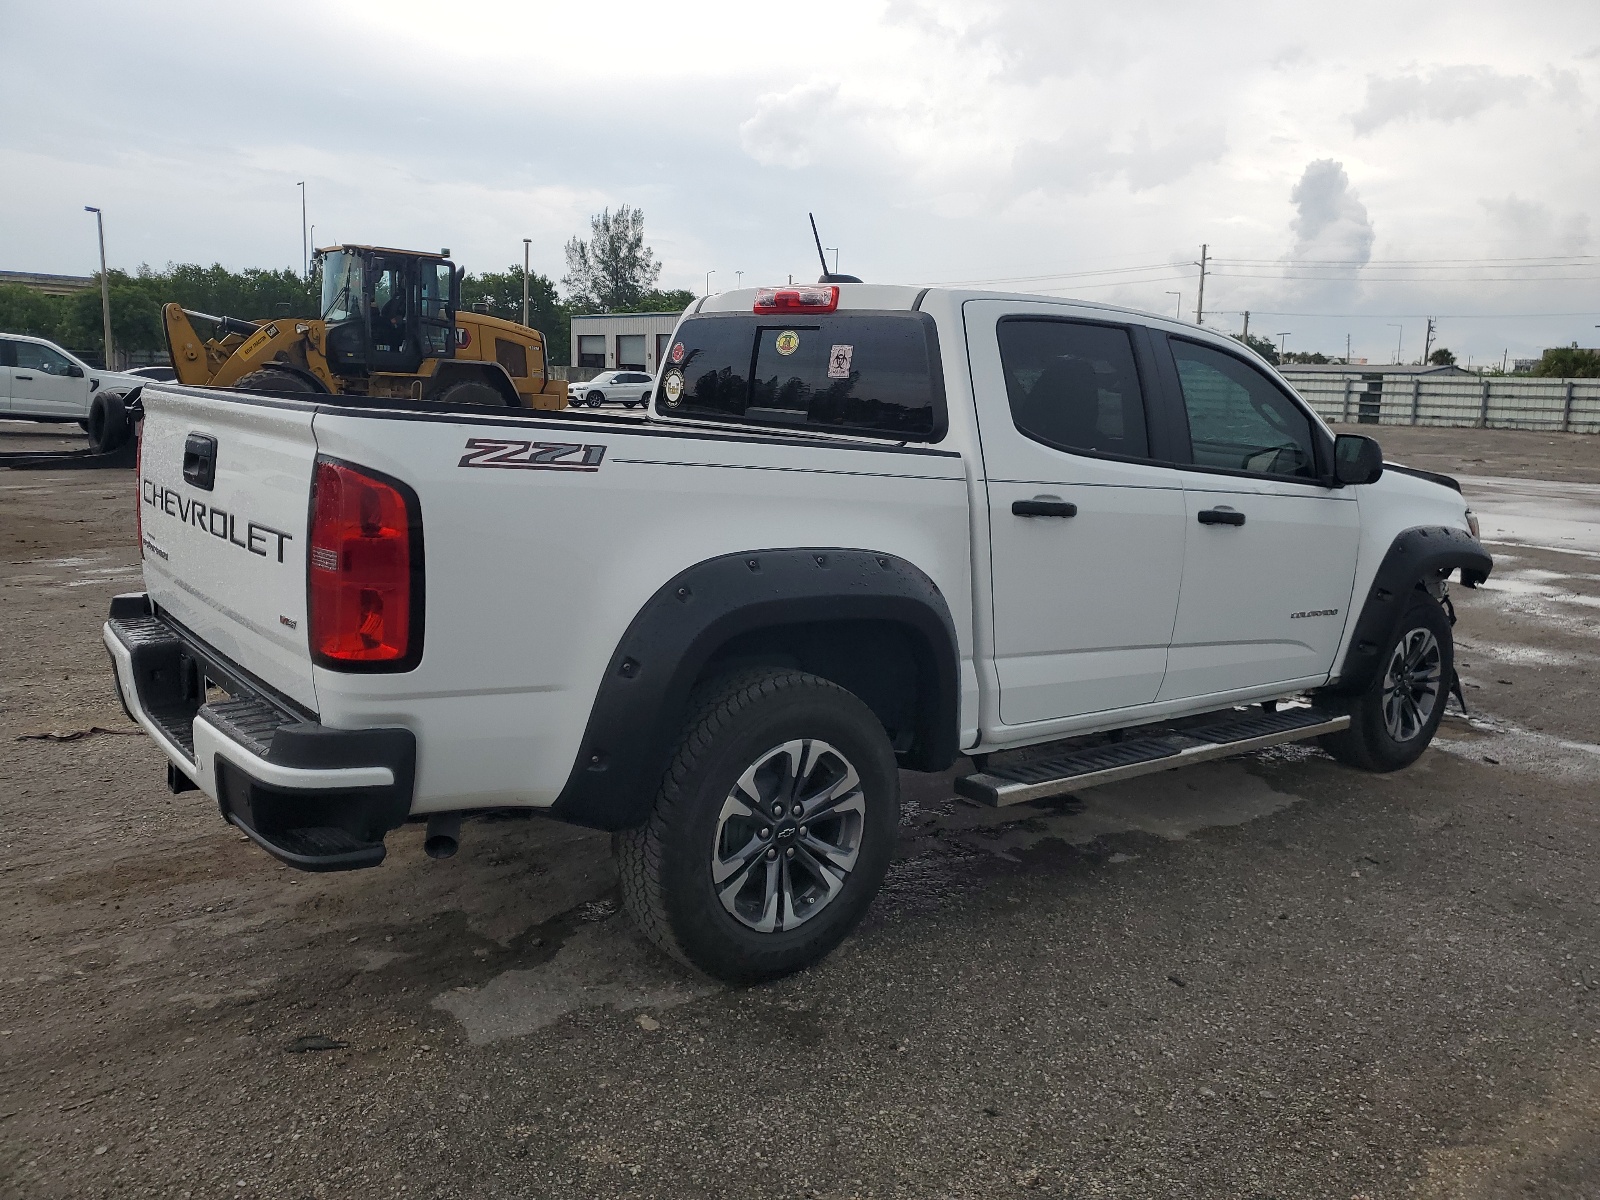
[617,669,899,985]
[586,391,605,408]
[1319,592,1454,772]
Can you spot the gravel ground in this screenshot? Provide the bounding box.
[2,419,1598,1199]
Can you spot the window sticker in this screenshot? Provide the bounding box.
[670,341,685,364]
[662,369,685,407]
[828,344,854,379]
[775,330,801,356]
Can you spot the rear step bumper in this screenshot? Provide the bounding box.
[103,593,415,871]
[956,705,1350,807]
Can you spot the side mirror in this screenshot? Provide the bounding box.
[1334,433,1384,486]
[67,363,85,378]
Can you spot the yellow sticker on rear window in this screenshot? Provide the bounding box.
[775,330,800,356]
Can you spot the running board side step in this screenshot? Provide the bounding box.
[955,706,1350,807]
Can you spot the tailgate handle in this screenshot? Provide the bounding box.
[182,434,218,491]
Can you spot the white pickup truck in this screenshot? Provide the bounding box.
[105,283,1492,983]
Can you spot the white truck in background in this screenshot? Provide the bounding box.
[105,282,1491,983]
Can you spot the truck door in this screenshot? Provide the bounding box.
[12,341,89,419]
[0,339,14,413]
[965,301,1187,727]
[1153,334,1360,700]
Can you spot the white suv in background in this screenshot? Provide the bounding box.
[568,370,656,408]
[0,333,148,424]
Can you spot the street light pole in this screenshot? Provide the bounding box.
[1276,332,1290,357]
[522,238,531,328]
[826,248,838,275]
[1387,323,1403,364]
[735,271,744,289]
[297,182,307,278]
[84,207,113,370]
[1165,291,1181,319]
[705,269,716,297]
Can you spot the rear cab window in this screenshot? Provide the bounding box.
[658,312,946,441]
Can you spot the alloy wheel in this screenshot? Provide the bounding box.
[711,739,866,933]
[1382,627,1442,742]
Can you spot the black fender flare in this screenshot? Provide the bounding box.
[549,549,961,831]
[1327,525,1493,695]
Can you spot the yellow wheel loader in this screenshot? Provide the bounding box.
[163,245,566,410]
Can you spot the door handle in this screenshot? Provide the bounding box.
[1012,498,1077,518]
[14,374,32,381]
[1197,508,1246,526]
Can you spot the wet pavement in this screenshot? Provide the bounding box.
[3,423,1600,1198]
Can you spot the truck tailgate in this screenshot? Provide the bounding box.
[137,386,319,712]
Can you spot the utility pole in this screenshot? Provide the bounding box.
[1194,243,1208,325]
[705,269,716,297]
[1422,317,1436,365]
[736,271,744,289]
[1388,324,1403,364]
[1346,333,1351,364]
[1276,332,1290,357]
[84,207,113,370]
[1241,310,1250,339]
[298,182,307,278]
[522,238,531,328]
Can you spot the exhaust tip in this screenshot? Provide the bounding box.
[424,812,463,860]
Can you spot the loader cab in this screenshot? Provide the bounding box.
[318,245,460,377]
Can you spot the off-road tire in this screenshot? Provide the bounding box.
[233,367,323,395]
[86,392,129,453]
[616,668,899,985]
[1319,591,1454,772]
[435,379,512,408]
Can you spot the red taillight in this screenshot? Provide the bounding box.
[753,285,839,314]
[308,459,422,669]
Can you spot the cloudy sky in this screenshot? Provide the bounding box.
[5,0,1598,363]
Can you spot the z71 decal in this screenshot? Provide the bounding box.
[458,438,607,472]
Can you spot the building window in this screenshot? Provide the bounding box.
[656,332,671,368]
[617,334,647,371]
[577,335,606,369]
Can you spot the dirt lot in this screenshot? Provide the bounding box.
[2,420,1599,1199]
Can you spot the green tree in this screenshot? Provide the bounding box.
[1232,332,1279,365]
[1428,348,1457,366]
[1282,350,1330,364]
[1532,345,1600,378]
[460,266,568,363]
[562,206,663,311]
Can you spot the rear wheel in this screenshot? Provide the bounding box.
[85,392,129,453]
[1319,592,1453,772]
[617,668,899,985]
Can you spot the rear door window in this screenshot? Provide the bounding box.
[996,319,1150,459]
[660,313,944,440]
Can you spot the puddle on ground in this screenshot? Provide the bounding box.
[1434,714,1600,783]
[432,920,718,1045]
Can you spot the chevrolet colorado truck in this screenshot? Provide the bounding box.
[105,283,1492,984]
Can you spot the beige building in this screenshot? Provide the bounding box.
[569,311,682,373]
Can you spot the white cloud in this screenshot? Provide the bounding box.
[1351,64,1536,134]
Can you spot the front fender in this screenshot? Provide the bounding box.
[1327,525,1493,694]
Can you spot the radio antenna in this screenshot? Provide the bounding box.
[807,213,862,284]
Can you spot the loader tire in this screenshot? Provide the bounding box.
[435,379,514,408]
[234,367,323,394]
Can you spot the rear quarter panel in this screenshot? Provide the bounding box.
[307,410,972,812]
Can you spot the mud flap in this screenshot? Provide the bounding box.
[1448,668,1468,715]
